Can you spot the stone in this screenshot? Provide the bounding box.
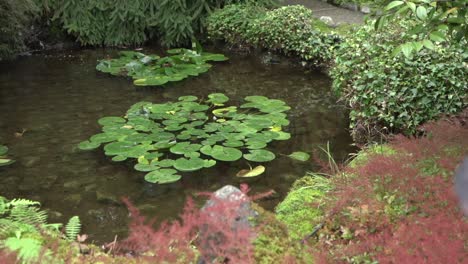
[137,203,158,214]
[96,190,122,205]
[199,185,258,263]
[64,180,81,189]
[64,194,82,207]
[319,16,335,26]
[23,156,41,168]
[40,174,58,189]
[360,5,371,14]
[18,177,40,192]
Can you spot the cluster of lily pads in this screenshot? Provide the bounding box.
[96,48,228,86]
[79,93,309,184]
[0,144,14,167]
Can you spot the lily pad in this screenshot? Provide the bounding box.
[78,140,101,150]
[97,49,228,87]
[112,155,127,162]
[0,145,8,156]
[288,151,310,161]
[173,157,205,172]
[98,117,126,126]
[144,169,181,184]
[0,159,15,167]
[203,159,217,168]
[134,163,160,172]
[244,149,276,162]
[209,145,243,162]
[236,165,266,177]
[170,142,202,155]
[79,94,293,184]
[179,95,198,102]
[207,93,229,105]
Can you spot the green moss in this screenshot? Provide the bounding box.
[252,204,312,263]
[348,144,397,168]
[275,174,331,240]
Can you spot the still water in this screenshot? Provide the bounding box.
[0,49,353,242]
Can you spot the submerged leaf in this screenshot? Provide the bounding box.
[236,165,266,177]
[244,149,276,162]
[288,151,310,161]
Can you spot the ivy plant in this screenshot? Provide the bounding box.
[96,49,228,86]
[79,93,295,184]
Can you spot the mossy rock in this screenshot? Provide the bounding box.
[348,144,397,168]
[275,174,331,241]
[251,203,312,263]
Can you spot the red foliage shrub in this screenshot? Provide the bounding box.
[115,184,267,263]
[316,119,468,263]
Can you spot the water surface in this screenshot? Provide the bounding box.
[0,49,353,242]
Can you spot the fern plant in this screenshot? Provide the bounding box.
[65,216,81,241]
[0,196,80,263]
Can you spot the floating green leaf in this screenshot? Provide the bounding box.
[288,151,310,162]
[79,94,292,184]
[97,49,228,87]
[209,145,243,162]
[0,144,14,167]
[236,165,266,177]
[78,140,101,150]
[207,93,229,105]
[145,169,181,184]
[244,149,276,162]
[0,158,15,167]
[174,157,205,172]
[0,145,8,156]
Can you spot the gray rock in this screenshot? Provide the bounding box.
[319,16,335,26]
[23,156,41,168]
[19,177,40,192]
[64,194,82,207]
[199,185,258,263]
[96,190,122,205]
[360,5,371,14]
[64,180,81,189]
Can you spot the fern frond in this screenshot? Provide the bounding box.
[9,205,48,226]
[0,219,38,238]
[8,199,41,208]
[65,216,81,241]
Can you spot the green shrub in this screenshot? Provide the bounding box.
[49,0,276,47]
[331,21,467,139]
[207,4,267,46]
[0,0,40,60]
[208,5,340,65]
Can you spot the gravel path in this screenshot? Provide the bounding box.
[282,0,364,25]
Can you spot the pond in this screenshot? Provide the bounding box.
[0,49,353,243]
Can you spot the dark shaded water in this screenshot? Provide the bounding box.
[0,49,353,242]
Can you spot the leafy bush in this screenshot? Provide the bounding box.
[0,0,40,60]
[49,0,276,47]
[316,118,468,263]
[376,0,467,57]
[208,5,340,65]
[331,20,467,139]
[207,4,268,46]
